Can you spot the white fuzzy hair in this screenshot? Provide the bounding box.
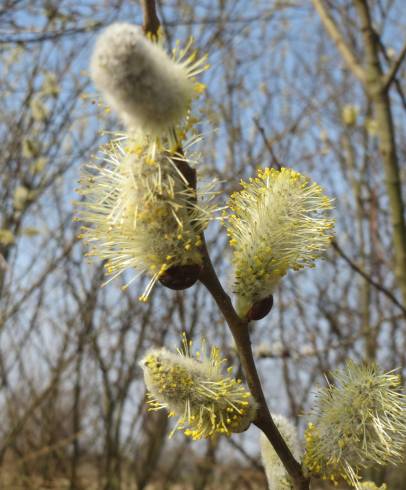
[90,23,195,135]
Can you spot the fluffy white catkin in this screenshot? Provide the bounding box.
[260,415,301,490]
[226,167,334,319]
[90,23,198,136]
[76,134,216,301]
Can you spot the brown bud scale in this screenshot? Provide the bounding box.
[246,295,274,321]
[159,264,202,290]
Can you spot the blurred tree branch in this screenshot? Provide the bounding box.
[313,0,406,308]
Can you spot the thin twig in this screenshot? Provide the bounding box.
[383,41,406,91]
[253,118,282,170]
[377,35,406,111]
[332,240,406,316]
[311,0,366,84]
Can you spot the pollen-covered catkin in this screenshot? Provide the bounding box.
[90,23,207,138]
[260,414,301,490]
[304,362,406,488]
[75,135,216,301]
[140,335,257,440]
[226,167,334,318]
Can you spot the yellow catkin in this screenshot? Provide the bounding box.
[304,362,406,488]
[75,134,217,300]
[140,334,257,440]
[225,167,334,316]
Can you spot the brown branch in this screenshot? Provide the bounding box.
[199,240,309,490]
[141,0,160,37]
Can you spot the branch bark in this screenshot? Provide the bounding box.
[199,242,309,490]
[141,0,160,37]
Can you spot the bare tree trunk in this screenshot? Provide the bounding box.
[355,0,406,306]
[313,0,406,306]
